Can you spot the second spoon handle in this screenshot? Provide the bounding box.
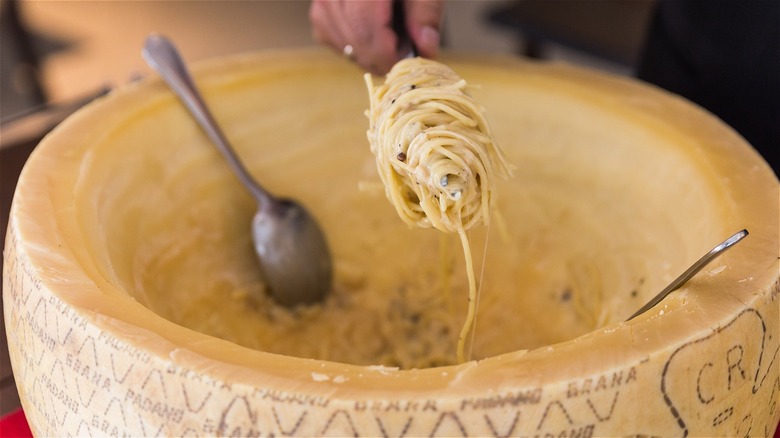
[142,34,271,206]
[626,229,749,321]
[392,0,417,58]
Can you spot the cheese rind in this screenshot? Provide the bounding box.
[4,49,779,436]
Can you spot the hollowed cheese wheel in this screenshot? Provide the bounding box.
[4,49,778,437]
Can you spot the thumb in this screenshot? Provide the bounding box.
[405,0,443,58]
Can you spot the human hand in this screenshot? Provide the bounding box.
[309,0,443,75]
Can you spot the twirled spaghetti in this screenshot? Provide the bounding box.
[365,57,511,362]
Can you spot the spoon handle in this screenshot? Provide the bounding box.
[392,0,417,58]
[626,229,749,321]
[142,34,271,206]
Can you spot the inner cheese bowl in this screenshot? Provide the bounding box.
[4,49,778,437]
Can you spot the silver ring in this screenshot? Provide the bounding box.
[343,44,355,60]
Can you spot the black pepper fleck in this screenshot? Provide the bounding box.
[397,152,407,161]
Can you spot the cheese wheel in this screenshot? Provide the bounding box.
[4,49,778,437]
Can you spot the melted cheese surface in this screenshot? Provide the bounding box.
[81,57,725,369]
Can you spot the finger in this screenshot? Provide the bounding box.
[342,0,398,74]
[405,0,443,58]
[310,0,399,75]
[309,0,348,51]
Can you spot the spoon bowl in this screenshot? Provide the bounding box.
[142,34,332,306]
[251,199,332,307]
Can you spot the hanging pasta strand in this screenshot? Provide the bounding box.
[365,57,512,362]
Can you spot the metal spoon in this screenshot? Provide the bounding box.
[626,229,748,321]
[392,0,418,58]
[142,34,332,307]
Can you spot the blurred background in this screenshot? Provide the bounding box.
[0,0,659,417]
